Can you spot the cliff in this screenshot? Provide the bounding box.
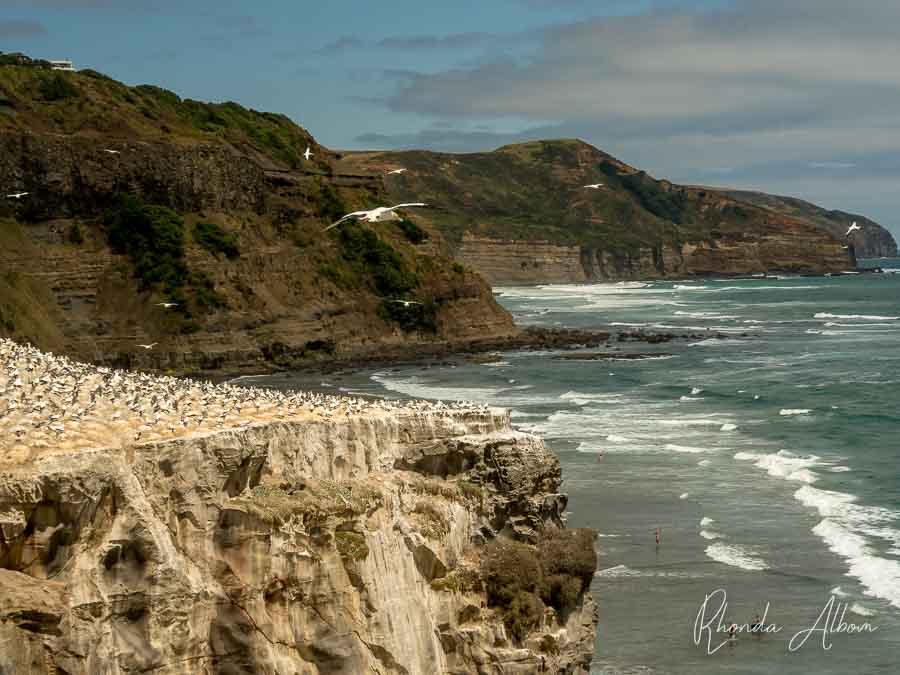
[0,339,598,674]
[0,61,516,372]
[340,141,867,283]
[710,189,898,259]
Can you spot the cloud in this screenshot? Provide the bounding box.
[317,35,366,53]
[0,19,47,37]
[355,3,900,198]
[378,32,497,50]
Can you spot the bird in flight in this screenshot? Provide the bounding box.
[583,183,604,189]
[324,203,427,231]
[389,300,422,307]
[846,222,862,237]
[304,146,313,161]
[155,302,179,309]
[137,343,158,350]
[6,192,28,199]
[387,168,407,175]
[104,149,121,154]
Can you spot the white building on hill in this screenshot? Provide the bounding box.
[49,60,75,72]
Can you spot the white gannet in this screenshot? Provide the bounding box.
[388,300,422,307]
[137,343,158,350]
[846,222,862,237]
[104,149,121,154]
[583,183,604,189]
[387,168,407,175]
[324,203,427,231]
[155,302,179,309]
[304,146,313,161]
[6,192,28,199]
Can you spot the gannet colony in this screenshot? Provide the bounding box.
[0,337,488,457]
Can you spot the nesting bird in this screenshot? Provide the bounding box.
[0,338,490,456]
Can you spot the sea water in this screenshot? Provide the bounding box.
[260,262,900,674]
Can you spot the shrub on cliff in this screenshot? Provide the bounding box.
[105,194,188,295]
[537,528,596,613]
[479,530,596,642]
[505,591,545,642]
[38,73,78,102]
[332,222,418,297]
[396,217,428,244]
[104,194,225,315]
[481,539,543,607]
[194,221,240,259]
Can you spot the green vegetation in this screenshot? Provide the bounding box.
[598,163,689,224]
[38,73,78,102]
[430,566,483,593]
[323,221,420,301]
[103,194,225,314]
[240,480,383,531]
[67,222,83,245]
[334,531,370,562]
[452,262,465,274]
[479,529,597,643]
[377,298,437,333]
[314,178,346,222]
[105,194,188,295]
[395,217,428,244]
[193,221,239,259]
[412,500,449,539]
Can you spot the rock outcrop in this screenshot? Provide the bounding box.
[0,408,597,674]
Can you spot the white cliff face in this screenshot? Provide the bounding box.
[0,407,597,675]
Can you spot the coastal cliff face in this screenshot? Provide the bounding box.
[713,189,898,259]
[0,62,517,371]
[459,221,849,285]
[0,407,597,674]
[341,141,872,284]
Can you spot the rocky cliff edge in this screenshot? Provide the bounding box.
[0,405,597,674]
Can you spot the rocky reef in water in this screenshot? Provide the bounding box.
[0,403,597,674]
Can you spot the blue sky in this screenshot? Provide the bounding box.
[3,0,900,238]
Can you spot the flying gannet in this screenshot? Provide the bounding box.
[324,203,427,231]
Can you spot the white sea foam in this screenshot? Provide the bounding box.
[814,313,899,321]
[796,486,900,609]
[594,564,702,579]
[850,603,876,617]
[698,459,712,466]
[606,434,631,442]
[680,492,690,500]
[828,466,852,473]
[700,530,720,540]
[665,444,709,454]
[720,423,738,431]
[680,396,704,401]
[743,450,822,483]
[830,586,849,598]
[706,542,768,571]
[674,284,708,290]
[780,408,812,416]
[691,387,704,395]
[700,517,715,527]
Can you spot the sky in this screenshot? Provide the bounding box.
[3,0,900,238]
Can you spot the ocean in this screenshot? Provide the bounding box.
[256,261,900,674]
